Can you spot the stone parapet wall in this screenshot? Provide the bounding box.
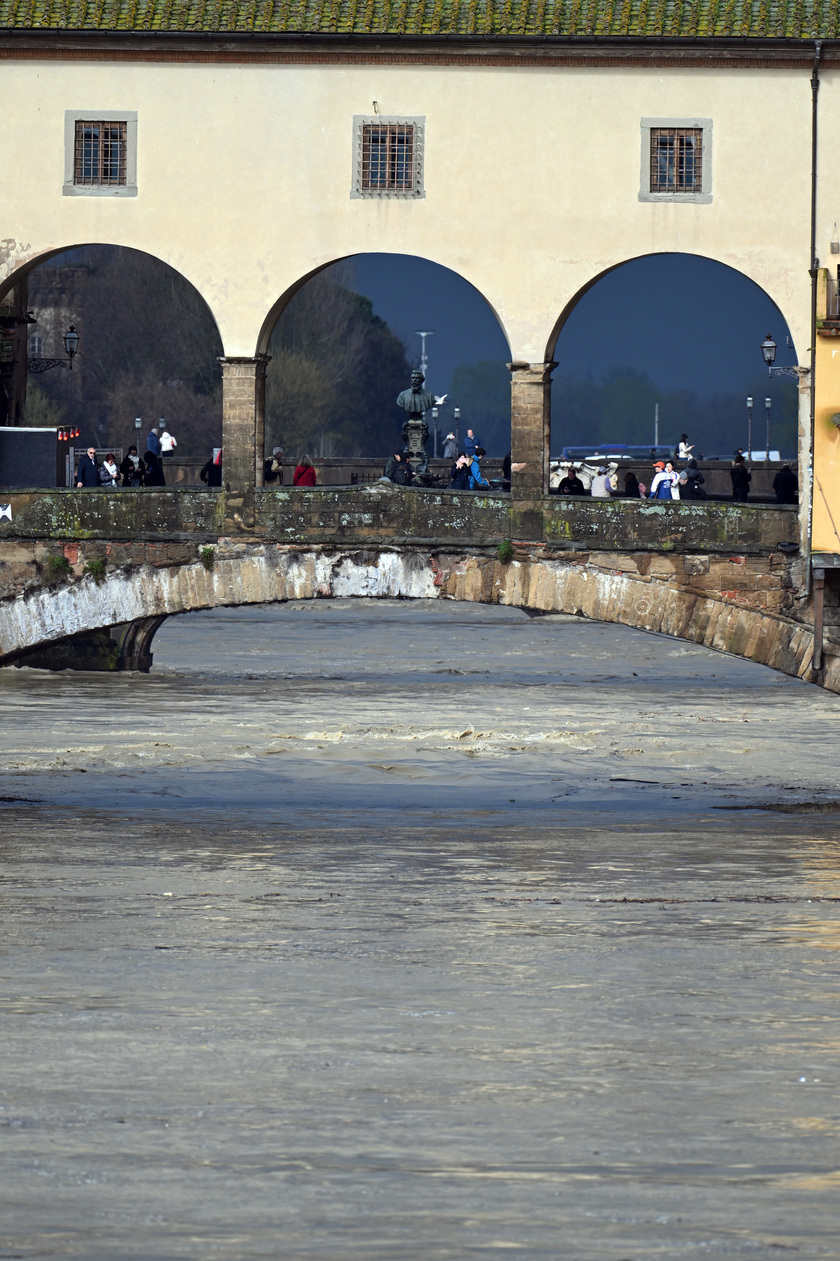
[0,486,799,552]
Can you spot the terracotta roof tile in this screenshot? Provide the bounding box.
[2,0,839,35]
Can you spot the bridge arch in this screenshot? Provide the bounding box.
[544,251,799,367]
[1,243,225,437]
[0,544,822,689]
[534,250,804,499]
[255,252,512,360]
[0,242,225,346]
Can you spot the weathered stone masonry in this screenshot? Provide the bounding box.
[0,483,826,688]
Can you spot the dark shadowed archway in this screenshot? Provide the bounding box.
[546,253,800,463]
[0,245,224,457]
[258,254,512,463]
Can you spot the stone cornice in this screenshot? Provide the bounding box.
[0,30,836,67]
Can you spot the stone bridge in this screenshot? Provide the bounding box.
[2,484,835,690]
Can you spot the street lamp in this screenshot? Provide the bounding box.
[63,325,79,363]
[760,332,800,380]
[431,405,439,458]
[453,406,460,447]
[764,396,772,466]
[746,396,753,457]
[134,416,142,431]
[28,324,80,374]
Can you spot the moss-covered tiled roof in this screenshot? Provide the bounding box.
[1,0,839,38]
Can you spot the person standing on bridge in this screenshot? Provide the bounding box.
[730,454,751,502]
[146,426,161,459]
[76,445,100,488]
[159,422,178,458]
[443,432,458,461]
[464,429,479,457]
[293,455,317,487]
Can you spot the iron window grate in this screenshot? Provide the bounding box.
[650,127,702,194]
[74,120,127,186]
[361,124,415,192]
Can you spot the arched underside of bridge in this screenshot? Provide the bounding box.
[0,544,827,690]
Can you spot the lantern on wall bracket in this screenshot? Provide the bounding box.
[28,324,79,374]
[760,333,800,380]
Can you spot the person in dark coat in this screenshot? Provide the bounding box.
[200,452,222,486]
[143,449,166,487]
[120,446,144,487]
[449,455,471,489]
[76,446,100,488]
[730,455,751,502]
[384,452,414,484]
[558,469,585,495]
[623,471,641,498]
[682,458,708,500]
[773,465,798,504]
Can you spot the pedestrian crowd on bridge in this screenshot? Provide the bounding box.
[552,432,799,505]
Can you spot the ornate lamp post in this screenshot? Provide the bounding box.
[764,396,772,466]
[746,395,753,457]
[28,325,79,374]
[760,333,799,380]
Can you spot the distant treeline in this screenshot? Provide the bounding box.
[550,367,798,458]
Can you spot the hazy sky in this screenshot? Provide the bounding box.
[342,252,798,400]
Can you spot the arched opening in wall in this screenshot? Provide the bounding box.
[4,246,223,466]
[547,254,798,485]
[260,255,511,477]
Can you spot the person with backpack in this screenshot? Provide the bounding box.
[264,446,283,484]
[384,452,414,485]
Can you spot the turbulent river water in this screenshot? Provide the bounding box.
[2,600,839,1259]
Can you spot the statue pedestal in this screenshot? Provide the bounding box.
[403,417,428,472]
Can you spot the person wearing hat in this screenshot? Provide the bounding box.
[649,459,678,500]
[590,465,612,498]
[442,432,458,461]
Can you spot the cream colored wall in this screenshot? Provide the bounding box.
[0,58,825,361]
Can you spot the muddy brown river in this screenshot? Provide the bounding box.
[2,601,838,1259]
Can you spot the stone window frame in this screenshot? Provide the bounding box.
[63,110,138,198]
[351,115,425,200]
[639,117,712,205]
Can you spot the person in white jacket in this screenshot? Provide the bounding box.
[648,460,679,500]
[159,422,178,456]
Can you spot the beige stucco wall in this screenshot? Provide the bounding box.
[0,57,824,361]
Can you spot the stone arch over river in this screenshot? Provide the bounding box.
[0,544,822,690]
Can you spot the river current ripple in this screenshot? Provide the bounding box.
[1,601,838,1259]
